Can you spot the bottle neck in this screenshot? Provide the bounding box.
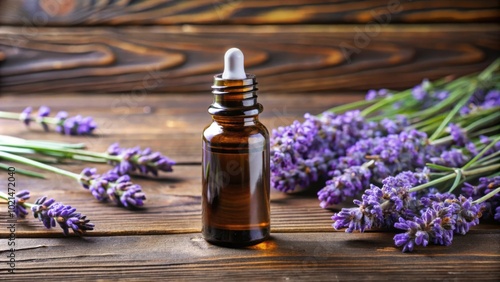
[212,116,259,126]
[209,74,262,118]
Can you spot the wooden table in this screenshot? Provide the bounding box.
[0,93,499,280]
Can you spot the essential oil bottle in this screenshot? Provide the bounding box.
[202,48,270,247]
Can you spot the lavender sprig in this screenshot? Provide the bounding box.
[393,203,455,252]
[12,190,30,218]
[462,176,500,221]
[394,193,484,252]
[0,140,176,178]
[0,190,94,235]
[79,168,146,208]
[0,151,147,209]
[0,106,96,135]
[332,169,430,232]
[31,196,95,235]
[107,143,175,176]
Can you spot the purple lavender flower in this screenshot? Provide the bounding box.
[411,79,430,101]
[366,89,390,101]
[271,111,408,193]
[13,190,30,218]
[37,106,51,132]
[462,177,500,221]
[107,177,146,208]
[481,89,500,108]
[420,193,484,235]
[107,143,175,176]
[448,123,467,146]
[477,136,500,156]
[429,148,470,168]
[318,129,430,207]
[58,114,97,136]
[31,196,94,235]
[434,90,450,101]
[15,106,97,135]
[452,196,483,235]
[20,107,32,126]
[495,206,500,221]
[319,165,371,208]
[55,111,68,133]
[79,168,146,208]
[460,89,500,116]
[411,79,452,108]
[331,169,430,232]
[394,203,455,252]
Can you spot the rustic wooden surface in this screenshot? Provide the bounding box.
[0,93,499,280]
[1,0,499,25]
[1,25,499,94]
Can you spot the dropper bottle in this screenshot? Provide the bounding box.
[202,48,270,247]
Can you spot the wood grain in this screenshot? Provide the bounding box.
[1,25,499,94]
[0,0,498,26]
[3,232,499,280]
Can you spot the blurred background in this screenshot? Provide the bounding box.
[0,0,499,95]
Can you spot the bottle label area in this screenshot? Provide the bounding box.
[202,146,270,231]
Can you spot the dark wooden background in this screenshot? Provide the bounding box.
[0,0,499,94]
[1,1,500,281]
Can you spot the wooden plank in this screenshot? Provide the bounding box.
[0,25,499,94]
[0,0,498,26]
[2,232,499,280]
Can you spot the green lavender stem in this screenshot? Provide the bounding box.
[0,163,45,179]
[0,151,80,180]
[428,86,476,141]
[0,142,122,163]
[409,163,500,193]
[0,111,61,125]
[473,187,500,204]
[463,136,500,170]
[324,98,377,115]
[0,135,86,149]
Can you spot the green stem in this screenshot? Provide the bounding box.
[409,163,500,193]
[473,187,500,204]
[464,111,500,134]
[429,88,476,141]
[409,173,456,192]
[324,98,376,115]
[462,136,500,170]
[471,152,500,168]
[408,79,470,122]
[0,163,46,179]
[360,90,412,117]
[0,151,80,180]
[0,111,23,120]
[0,111,61,125]
[0,142,121,162]
[470,124,500,138]
[0,135,86,149]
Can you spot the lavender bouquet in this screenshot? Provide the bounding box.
[0,107,176,235]
[271,59,500,252]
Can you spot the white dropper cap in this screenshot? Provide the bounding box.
[222,47,246,80]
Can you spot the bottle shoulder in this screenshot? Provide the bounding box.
[202,120,269,146]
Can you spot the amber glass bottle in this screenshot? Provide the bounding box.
[202,71,270,247]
